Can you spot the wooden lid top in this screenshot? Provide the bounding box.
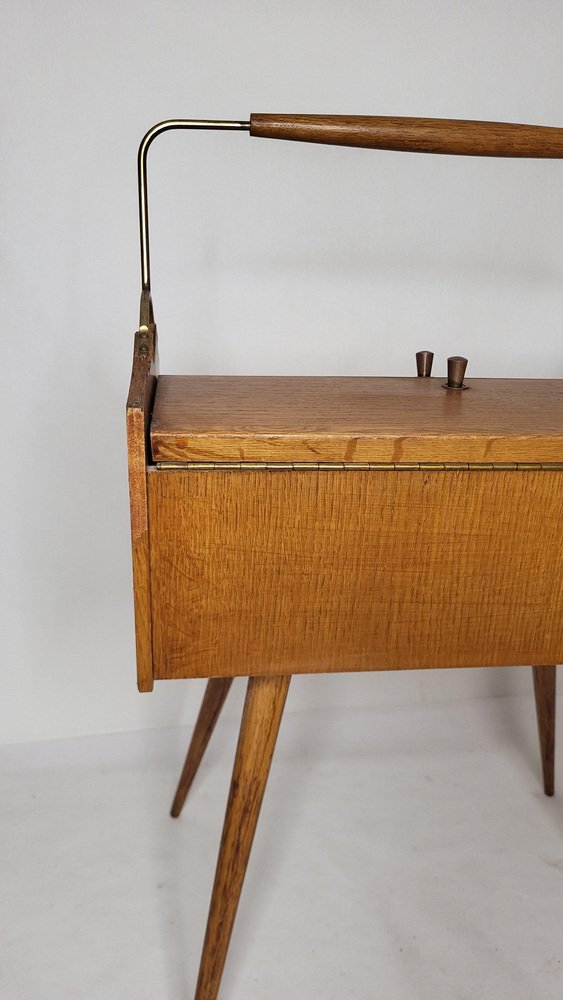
[150,375,563,464]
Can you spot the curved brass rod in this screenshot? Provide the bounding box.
[137,119,250,325]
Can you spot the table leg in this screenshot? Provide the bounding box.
[532,665,556,796]
[194,674,291,1000]
[171,678,234,818]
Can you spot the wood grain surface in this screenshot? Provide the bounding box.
[148,468,563,679]
[250,115,563,157]
[150,376,563,464]
[126,323,159,692]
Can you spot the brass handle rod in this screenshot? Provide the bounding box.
[249,114,563,158]
[138,114,563,329]
[137,119,250,309]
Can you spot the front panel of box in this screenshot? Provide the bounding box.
[148,468,563,679]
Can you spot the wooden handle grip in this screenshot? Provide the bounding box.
[249,115,563,158]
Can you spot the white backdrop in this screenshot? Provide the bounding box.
[3,1,563,744]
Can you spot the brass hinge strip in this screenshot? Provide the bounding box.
[155,460,563,472]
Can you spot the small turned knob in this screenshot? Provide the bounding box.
[416,350,434,377]
[446,356,468,389]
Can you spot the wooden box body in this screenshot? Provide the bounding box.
[148,466,563,681]
[127,331,563,691]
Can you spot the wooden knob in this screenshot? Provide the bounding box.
[446,356,468,389]
[416,350,434,377]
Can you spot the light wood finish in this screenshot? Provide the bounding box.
[195,674,290,1000]
[150,376,563,465]
[532,665,557,796]
[126,323,159,692]
[148,468,563,679]
[250,115,563,158]
[126,115,563,1000]
[170,678,233,818]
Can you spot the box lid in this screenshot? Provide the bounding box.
[150,375,563,464]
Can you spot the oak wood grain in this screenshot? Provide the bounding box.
[150,376,563,465]
[148,468,563,679]
[195,674,290,1000]
[170,678,233,818]
[126,323,159,692]
[250,115,563,157]
[532,665,557,796]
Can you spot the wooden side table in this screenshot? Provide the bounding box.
[127,115,561,999]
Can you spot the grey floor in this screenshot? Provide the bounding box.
[3,690,563,999]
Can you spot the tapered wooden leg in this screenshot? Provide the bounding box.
[532,665,556,797]
[171,678,234,818]
[195,674,291,1000]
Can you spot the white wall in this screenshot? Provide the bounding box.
[3,1,563,745]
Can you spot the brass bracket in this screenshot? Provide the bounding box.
[137,119,250,329]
